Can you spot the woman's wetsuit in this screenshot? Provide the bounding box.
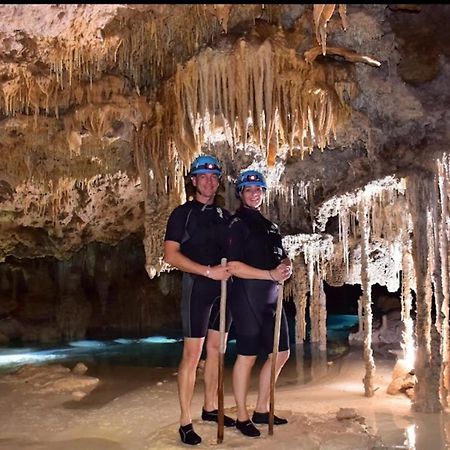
[164,199,232,338]
[227,206,290,356]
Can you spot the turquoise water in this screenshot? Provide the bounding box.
[0,314,359,374]
[326,314,359,339]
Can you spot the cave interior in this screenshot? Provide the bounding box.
[0,4,450,413]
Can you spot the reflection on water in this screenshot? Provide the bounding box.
[373,411,450,450]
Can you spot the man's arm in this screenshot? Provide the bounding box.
[164,240,229,281]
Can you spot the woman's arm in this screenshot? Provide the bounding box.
[227,260,273,280]
[227,260,291,282]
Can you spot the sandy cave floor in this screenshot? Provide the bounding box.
[0,347,449,450]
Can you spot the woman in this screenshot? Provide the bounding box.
[226,169,292,438]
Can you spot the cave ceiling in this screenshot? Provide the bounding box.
[0,4,449,275]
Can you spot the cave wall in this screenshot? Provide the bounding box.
[0,236,181,344]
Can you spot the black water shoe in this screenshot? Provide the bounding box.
[179,424,201,445]
[201,408,236,427]
[252,411,288,425]
[235,419,261,437]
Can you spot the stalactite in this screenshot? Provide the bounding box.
[338,208,350,276]
[283,233,333,349]
[358,198,375,397]
[316,175,406,293]
[166,29,354,173]
[313,5,336,56]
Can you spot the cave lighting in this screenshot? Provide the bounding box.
[405,424,416,450]
[404,345,416,373]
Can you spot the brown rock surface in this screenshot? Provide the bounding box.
[0,4,447,265]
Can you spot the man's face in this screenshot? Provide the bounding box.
[191,172,220,198]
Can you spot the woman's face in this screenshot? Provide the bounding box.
[240,185,265,209]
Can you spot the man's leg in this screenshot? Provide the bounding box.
[178,336,205,426]
[254,349,290,413]
[203,328,222,411]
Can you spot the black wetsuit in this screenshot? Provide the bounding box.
[164,199,232,338]
[227,206,290,356]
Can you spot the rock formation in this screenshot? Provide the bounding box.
[0,4,449,412]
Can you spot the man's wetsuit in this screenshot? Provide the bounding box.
[164,199,232,338]
[227,206,290,356]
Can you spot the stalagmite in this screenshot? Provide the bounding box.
[310,275,321,344]
[437,154,450,404]
[318,278,327,351]
[430,161,448,407]
[284,256,309,345]
[401,225,415,371]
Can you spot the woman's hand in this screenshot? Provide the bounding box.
[206,264,231,281]
[269,263,292,282]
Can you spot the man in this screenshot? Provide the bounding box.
[163,154,235,446]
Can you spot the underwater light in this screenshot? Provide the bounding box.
[138,336,181,344]
[68,340,108,348]
[0,352,60,367]
[113,338,136,344]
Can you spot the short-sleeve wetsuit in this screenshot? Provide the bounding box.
[227,206,290,356]
[165,199,232,338]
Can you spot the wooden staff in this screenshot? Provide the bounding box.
[217,257,227,444]
[269,281,284,435]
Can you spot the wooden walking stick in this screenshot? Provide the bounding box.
[217,257,227,444]
[269,280,284,435]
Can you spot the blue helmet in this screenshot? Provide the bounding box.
[235,169,267,195]
[189,155,222,177]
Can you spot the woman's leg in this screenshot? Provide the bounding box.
[232,354,257,421]
[254,349,290,413]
